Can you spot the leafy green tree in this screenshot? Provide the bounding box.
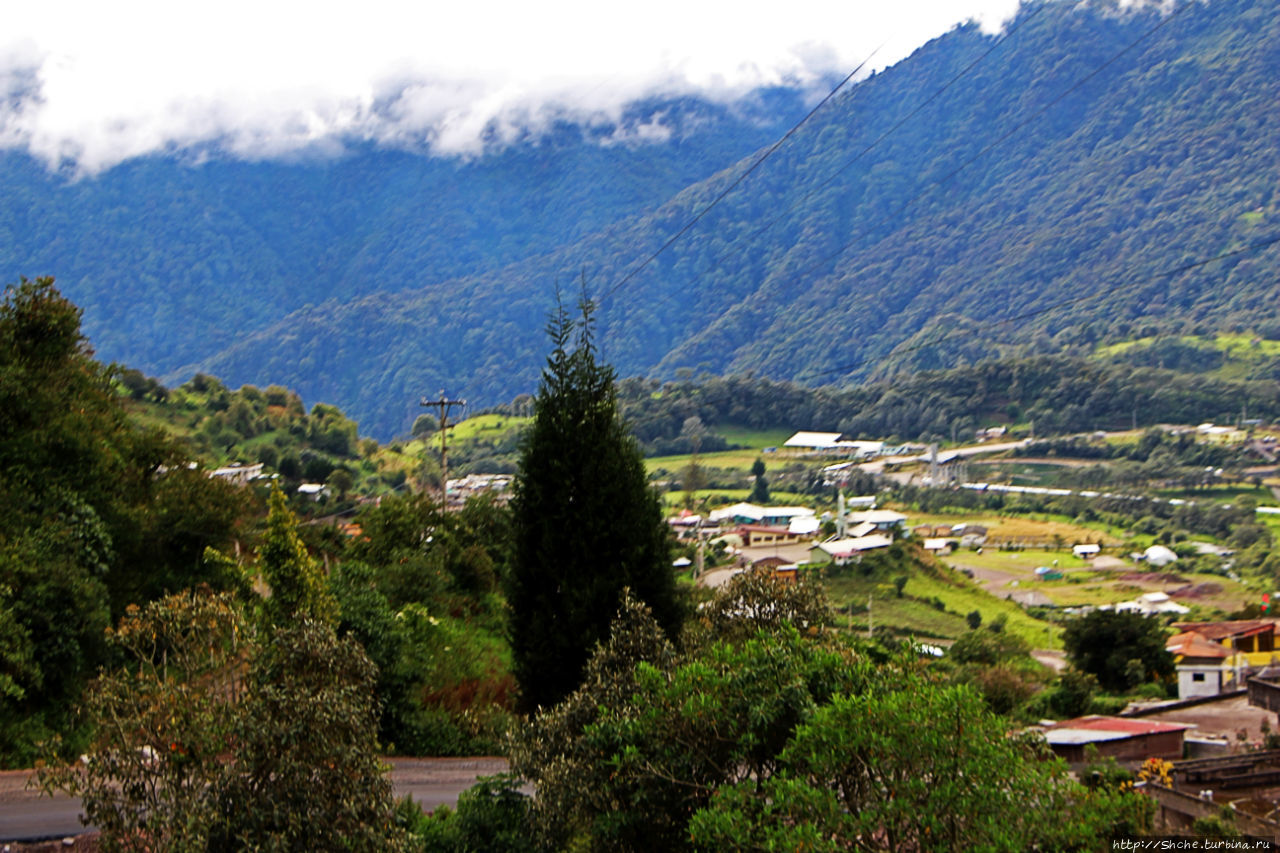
[408,775,532,853]
[412,413,439,438]
[259,485,338,628]
[0,278,247,763]
[684,568,830,648]
[688,677,1152,851]
[333,493,515,754]
[948,627,1029,666]
[37,590,249,850]
[209,620,406,851]
[326,467,355,500]
[506,296,681,711]
[511,593,865,852]
[40,590,407,851]
[1062,610,1174,693]
[1049,668,1101,719]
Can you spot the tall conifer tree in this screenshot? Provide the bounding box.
[507,295,681,712]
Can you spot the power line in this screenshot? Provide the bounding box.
[796,231,1280,382]
[777,0,1194,304]
[737,2,1048,252]
[600,43,887,302]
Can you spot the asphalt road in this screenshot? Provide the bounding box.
[0,757,509,843]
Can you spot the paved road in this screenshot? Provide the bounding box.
[0,757,508,843]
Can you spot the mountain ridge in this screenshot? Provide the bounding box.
[5,0,1279,438]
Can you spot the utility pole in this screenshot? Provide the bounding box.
[420,391,466,507]
[694,517,705,581]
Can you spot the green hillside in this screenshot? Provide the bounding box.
[195,0,1280,437]
[7,0,1280,442]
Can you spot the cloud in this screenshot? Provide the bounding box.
[0,0,1026,174]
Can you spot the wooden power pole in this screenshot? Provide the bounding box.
[420,391,466,506]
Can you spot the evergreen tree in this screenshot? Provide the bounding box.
[506,295,681,712]
[748,457,770,504]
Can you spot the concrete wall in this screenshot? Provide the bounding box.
[1143,783,1280,838]
[1248,677,1280,713]
[1179,665,1225,700]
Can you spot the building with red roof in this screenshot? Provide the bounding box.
[1042,716,1192,763]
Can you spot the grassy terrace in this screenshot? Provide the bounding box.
[821,557,1061,648]
[645,427,794,474]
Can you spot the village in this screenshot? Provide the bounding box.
[653,425,1280,834]
[192,417,1280,834]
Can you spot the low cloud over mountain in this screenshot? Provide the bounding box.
[0,0,1019,173]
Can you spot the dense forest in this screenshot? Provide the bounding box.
[0,94,804,392]
[1,0,1277,437]
[604,357,1280,448]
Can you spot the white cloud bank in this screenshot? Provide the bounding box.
[0,0,1026,174]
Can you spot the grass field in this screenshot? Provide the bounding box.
[647,447,784,474]
[823,564,1060,647]
[646,427,795,473]
[908,511,1124,545]
[1095,333,1280,362]
[713,427,794,449]
[942,542,1253,617]
[446,413,529,442]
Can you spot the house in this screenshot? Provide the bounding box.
[1196,423,1246,445]
[752,556,799,583]
[1143,545,1179,567]
[783,432,884,459]
[297,482,329,500]
[1166,633,1231,699]
[737,524,811,548]
[1073,544,1101,559]
[709,503,816,528]
[1166,620,1279,700]
[447,473,513,500]
[808,534,893,565]
[209,462,265,486]
[845,510,908,533]
[922,538,954,555]
[847,521,878,539]
[1173,621,1277,655]
[1113,591,1189,616]
[1041,716,1191,763]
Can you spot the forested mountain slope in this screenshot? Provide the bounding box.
[200,0,1280,436]
[0,92,805,377]
[7,0,1279,438]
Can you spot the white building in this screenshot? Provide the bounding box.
[808,534,893,565]
[784,432,885,459]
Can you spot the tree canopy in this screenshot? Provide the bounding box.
[506,296,681,712]
[1063,609,1175,694]
[0,278,246,764]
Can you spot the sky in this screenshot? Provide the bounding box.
[0,0,1027,174]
